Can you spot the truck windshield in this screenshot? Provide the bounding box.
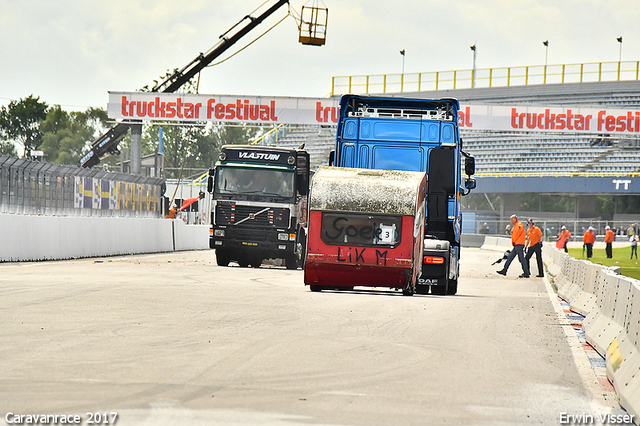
[216,167,295,198]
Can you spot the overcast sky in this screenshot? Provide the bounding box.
[1,0,639,111]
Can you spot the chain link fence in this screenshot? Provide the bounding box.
[0,155,165,218]
[464,212,640,242]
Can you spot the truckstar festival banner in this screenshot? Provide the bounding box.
[108,92,640,135]
[108,92,341,126]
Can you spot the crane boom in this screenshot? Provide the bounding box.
[81,0,290,168]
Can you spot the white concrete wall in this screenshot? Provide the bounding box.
[543,244,640,423]
[0,214,208,262]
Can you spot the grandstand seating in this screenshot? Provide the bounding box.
[271,125,335,168]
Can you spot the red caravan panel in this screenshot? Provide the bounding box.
[304,167,426,293]
[305,213,418,289]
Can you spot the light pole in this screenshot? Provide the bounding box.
[400,49,405,74]
[617,37,623,80]
[470,45,476,88]
[543,40,549,84]
[617,36,623,62]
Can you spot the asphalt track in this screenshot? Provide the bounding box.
[0,248,623,425]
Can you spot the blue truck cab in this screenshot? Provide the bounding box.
[332,95,475,295]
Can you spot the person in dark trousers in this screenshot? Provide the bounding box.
[630,234,639,259]
[525,219,544,278]
[558,226,571,253]
[583,227,595,259]
[497,214,530,278]
[604,225,615,259]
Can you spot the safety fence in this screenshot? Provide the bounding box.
[464,214,638,243]
[544,245,639,421]
[0,155,164,218]
[331,60,640,95]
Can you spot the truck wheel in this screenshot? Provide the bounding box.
[250,256,262,268]
[310,285,323,292]
[402,283,415,296]
[446,280,458,295]
[216,250,230,267]
[238,257,250,268]
[298,230,307,268]
[285,255,298,270]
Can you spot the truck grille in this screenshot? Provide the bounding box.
[215,203,289,228]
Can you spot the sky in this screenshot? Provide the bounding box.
[1,0,639,111]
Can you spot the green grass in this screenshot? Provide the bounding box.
[567,246,640,280]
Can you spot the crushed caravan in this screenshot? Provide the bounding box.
[304,166,427,296]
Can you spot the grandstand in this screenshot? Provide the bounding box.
[269,125,335,169]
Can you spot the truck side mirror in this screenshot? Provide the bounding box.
[465,156,475,176]
[297,173,309,196]
[465,177,476,191]
[207,168,214,193]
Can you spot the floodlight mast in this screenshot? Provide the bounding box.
[80,0,290,168]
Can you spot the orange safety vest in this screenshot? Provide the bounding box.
[583,230,595,244]
[511,220,526,245]
[527,226,542,246]
[605,229,615,243]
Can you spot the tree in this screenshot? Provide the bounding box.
[142,122,260,179]
[40,106,109,165]
[0,95,48,157]
[0,139,17,156]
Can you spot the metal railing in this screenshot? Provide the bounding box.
[0,155,165,218]
[251,123,292,146]
[331,60,640,95]
[475,171,640,178]
[464,215,637,243]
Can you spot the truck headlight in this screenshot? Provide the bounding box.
[278,245,287,250]
[278,233,289,241]
[214,229,225,237]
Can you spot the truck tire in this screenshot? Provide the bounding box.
[216,250,230,267]
[310,285,323,292]
[402,284,415,296]
[298,230,307,269]
[250,256,262,268]
[238,256,250,268]
[285,254,297,270]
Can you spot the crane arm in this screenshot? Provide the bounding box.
[81,0,290,168]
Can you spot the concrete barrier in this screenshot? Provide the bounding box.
[556,258,602,317]
[0,214,208,262]
[460,234,486,248]
[547,245,640,422]
[480,236,512,252]
[583,273,640,422]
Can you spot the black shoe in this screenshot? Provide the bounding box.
[519,274,530,278]
[496,270,507,276]
[536,274,544,278]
